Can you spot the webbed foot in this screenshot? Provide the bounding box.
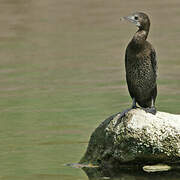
[114,108,132,128]
[115,98,137,128]
[143,107,157,115]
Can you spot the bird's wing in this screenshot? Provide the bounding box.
[125,49,128,69]
[150,47,157,77]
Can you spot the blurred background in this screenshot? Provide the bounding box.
[0,0,180,179]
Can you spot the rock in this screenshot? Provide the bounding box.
[80,108,180,169]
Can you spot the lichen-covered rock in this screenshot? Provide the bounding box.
[80,108,180,168]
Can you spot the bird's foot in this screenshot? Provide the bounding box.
[114,108,132,128]
[132,105,138,109]
[142,107,157,115]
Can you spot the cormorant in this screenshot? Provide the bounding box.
[123,12,157,114]
[119,12,157,120]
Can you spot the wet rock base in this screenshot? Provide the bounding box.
[80,108,180,171]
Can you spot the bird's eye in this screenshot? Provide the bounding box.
[134,16,138,20]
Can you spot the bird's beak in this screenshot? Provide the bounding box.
[120,15,140,27]
[120,15,135,23]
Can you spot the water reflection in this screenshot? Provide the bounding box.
[82,167,180,180]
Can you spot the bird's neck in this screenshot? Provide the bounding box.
[131,29,149,46]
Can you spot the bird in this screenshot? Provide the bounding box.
[116,12,157,125]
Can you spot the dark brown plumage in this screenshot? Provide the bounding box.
[123,12,157,114]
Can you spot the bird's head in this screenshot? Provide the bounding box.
[121,12,150,31]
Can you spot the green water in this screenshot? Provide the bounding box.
[1,0,180,179]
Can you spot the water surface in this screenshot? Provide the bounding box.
[1,0,180,179]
